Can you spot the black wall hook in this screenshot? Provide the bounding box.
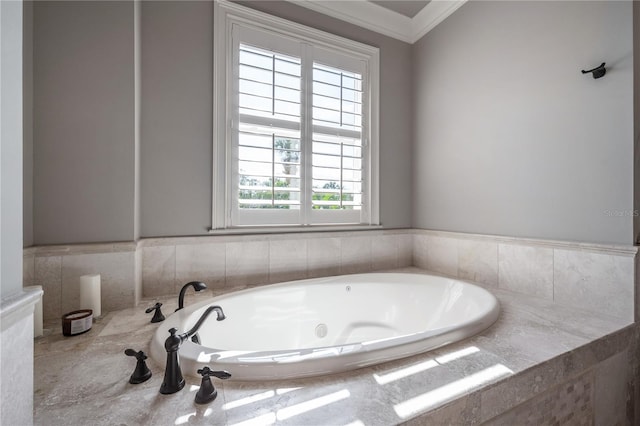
[581,62,606,79]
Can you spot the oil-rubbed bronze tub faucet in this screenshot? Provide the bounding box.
[159,305,226,395]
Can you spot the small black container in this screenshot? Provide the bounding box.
[61,309,93,336]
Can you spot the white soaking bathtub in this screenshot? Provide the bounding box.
[150,272,500,381]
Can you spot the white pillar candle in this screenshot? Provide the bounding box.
[79,274,101,318]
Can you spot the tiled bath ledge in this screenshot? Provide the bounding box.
[34,268,638,425]
[23,228,638,323]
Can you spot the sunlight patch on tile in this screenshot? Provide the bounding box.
[223,387,302,411]
[374,346,480,385]
[374,359,439,385]
[435,346,480,364]
[276,389,351,420]
[223,390,276,410]
[394,364,513,419]
[276,387,301,395]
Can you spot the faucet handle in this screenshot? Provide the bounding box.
[145,302,165,323]
[194,366,229,404]
[211,370,232,380]
[197,367,231,380]
[124,349,152,384]
[125,348,147,360]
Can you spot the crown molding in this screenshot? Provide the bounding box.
[286,0,467,44]
[288,0,413,43]
[412,1,467,43]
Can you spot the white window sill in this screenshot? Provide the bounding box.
[208,224,383,236]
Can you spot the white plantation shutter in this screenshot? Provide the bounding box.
[221,9,378,228]
[232,26,303,225]
[310,57,366,224]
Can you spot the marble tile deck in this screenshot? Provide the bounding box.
[33,268,630,426]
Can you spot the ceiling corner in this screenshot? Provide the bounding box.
[287,0,467,44]
[411,1,467,43]
[287,0,413,43]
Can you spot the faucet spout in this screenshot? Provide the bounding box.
[176,281,208,311]
[185,305,225,338]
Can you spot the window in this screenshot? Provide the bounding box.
[213,1,379,230]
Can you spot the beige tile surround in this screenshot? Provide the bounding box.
[413,230,638,322]
[24,229,637,322]
[24,242,140,320]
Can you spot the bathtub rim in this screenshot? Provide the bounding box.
[150,272,500,380]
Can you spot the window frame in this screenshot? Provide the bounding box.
[212,0,380,232]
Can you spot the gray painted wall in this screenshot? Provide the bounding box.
[140,1,213,237]
[29,0,411,243]
[139,0,413,237]
[134,0,141,240]
[1,0,24,297]
[33,1,135,244]
[634,1,640,244]
[35,1,633,245]
[412,1,634,245]
[23,0,33,248]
